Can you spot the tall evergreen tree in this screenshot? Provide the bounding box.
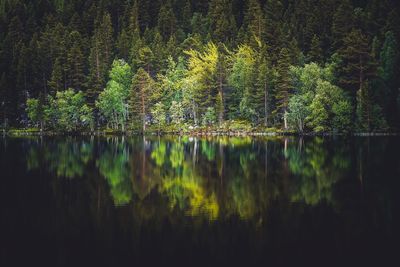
[339,29,377,122]
[129,68,155,132]
[157,0,177,40]
[244,0,265,42]
[48,57,64,94]
[274,47,292,129]
[66,31,85,91]
[207,0,237,45]
[87,12,114,104]
[265,0,284,63]
[331,0,354,50]
[378,30,400,127]
[308,34,323,64]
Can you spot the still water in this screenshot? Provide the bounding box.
[0,136,398,266]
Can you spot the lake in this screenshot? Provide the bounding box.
[0,136,398,266]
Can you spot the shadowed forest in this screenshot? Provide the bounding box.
[0,0,399,133]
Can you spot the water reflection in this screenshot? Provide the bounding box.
[1,136,396,266]
[23,136,359,222]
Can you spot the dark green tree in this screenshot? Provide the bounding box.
[308,34,323,64]
[331,0,354,50]
[207,0,237,45]
[338,29,377,122]
[157,0,177,40]
[274,48,292,129]
[87,13,114,104]
[66,31,85,91]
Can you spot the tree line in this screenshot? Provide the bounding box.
[1,0,399,133]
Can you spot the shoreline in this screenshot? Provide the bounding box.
[3,129,399,137]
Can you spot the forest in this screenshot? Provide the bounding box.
[0,0,399,133]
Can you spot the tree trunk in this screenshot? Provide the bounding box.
[264,81,268,127]
[284,110,288,130]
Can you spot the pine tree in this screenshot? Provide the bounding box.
[66,31,85,91]
[357,81,387,131]
[181,0,192,33]
[185,42,219,123]
[308,34,323,64]
[339,29,377,122]
[254,43,273,127]
[265,0,284,63]
[244,0,265,42]
[129,68,155,132]
[129,0,140,37]
[157,0,177,40]
[49,56,66,95]
[87,12,114,104]
[331,0,354,50]
[151,30,166,73]
[116,29,131,60]
[379,31,400,127]
[207,0,237,45]
[275,48,292,129]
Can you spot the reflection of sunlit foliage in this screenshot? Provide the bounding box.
[170,142,184,169]
[97,140,132,206]
[25,138,93,178]
[218,136,253,147]
[160,162,219,220]
[23,136,353,223]
[239,152,256,177]
[228,175,256,219]
[45,140,92,178]
[151,141,166,167]
[287,137,350,205]
[201,140,215,161]
[26,146,40,170]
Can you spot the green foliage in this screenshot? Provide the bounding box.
[129,68,156,131]
[45,89,93,131]
[1,0,397,133]
[288,63,352,133]
[356,82,388,132]
[169,100,184,125]
[287,94,309,132]
[228,44,257,121]
[202,107,216,126]
[308,81,351,132]
[97,141,132,205]
[96,59,132,131]
[26,98,42,127]
[151,102,166,131]
[184,42,219,124]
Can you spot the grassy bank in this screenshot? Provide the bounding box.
[3,126,398,137]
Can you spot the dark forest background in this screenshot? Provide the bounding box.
[0,0,399,132]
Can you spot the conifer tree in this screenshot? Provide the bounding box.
[208,0,237,45]
[308,34,323,64]
[66,31,85,91]
[87,13,114,104]
[116,29,131,60]
[339,29,377,122]
[265,0,284,63]
[331,0,354,50]
[184,42,219,123]
[274,48,292,129]
[244,0,265,42]
[129,0,140,37]
[379,31,400,127]
[157,0,177,40]
[48,57,64,94]
[129,68,155,132]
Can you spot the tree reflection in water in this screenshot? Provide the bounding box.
[25,136,354,221]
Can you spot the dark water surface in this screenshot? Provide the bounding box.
[0,136,398,266]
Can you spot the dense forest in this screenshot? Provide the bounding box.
[0,0,399,133]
